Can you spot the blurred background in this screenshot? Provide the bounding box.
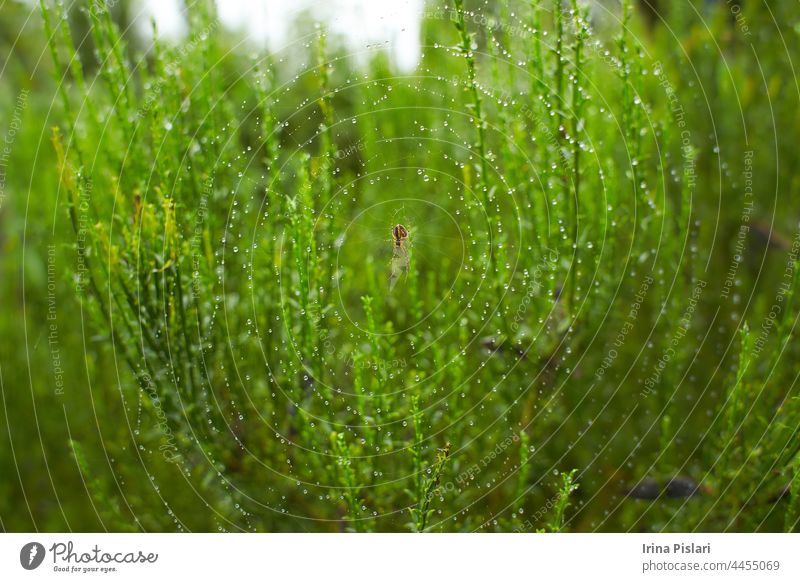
[1,0,800,532]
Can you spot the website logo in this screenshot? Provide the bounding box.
[20,542,46,570]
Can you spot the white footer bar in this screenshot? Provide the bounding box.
[1,533,797,581]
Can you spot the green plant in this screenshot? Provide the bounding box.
[1,0,798,534]
[547,469,580,532]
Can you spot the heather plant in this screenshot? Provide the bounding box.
[1,0,799,533]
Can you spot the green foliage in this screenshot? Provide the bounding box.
[1,0,800,533]
[547,469,580,533]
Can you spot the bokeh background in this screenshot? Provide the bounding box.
[1,0,800,532]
